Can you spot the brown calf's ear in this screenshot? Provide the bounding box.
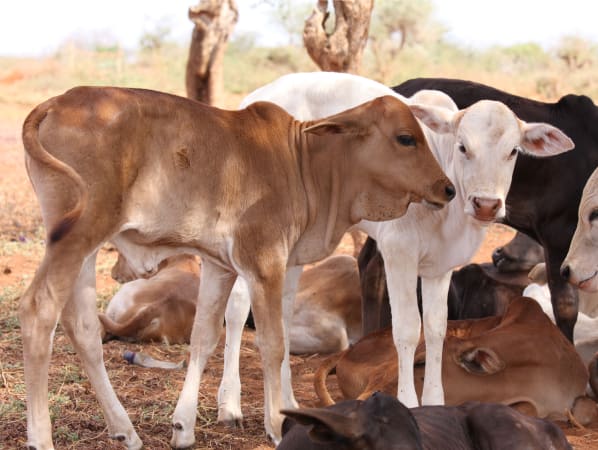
[280,407,362,444]
[409,104,458,135]
[457,347,505,375]
[303,121,350,136]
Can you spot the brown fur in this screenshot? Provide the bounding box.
[315,297,594,424]
[19,86,454,447]
[100,254,199,344]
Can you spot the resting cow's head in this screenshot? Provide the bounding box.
[410,97,574,224]
[303,95,456,222]
[561,167,598,291]
[279,392,423,450]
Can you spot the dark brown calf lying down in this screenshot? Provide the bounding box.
[315,296,596,425]
[277,392,572,450]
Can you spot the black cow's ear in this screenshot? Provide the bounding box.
[456,347,505,375]
[280,408,362,443]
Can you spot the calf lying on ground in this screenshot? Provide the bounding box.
[99,254,200,344]
[20,86,454,449]
[446,262,526,320]
[101,254,361,353]
[278,392,573,450]
[491,230,544,273]
[315,296,595,425]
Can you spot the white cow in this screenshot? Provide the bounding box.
[217,72,574,425]
[525,263,598,365]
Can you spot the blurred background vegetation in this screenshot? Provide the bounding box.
[1,0,597,115]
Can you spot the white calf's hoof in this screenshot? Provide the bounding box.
[217,407,244,429]
[170,421,196,449]
[112,431,143,450]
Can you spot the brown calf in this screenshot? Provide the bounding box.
[19,87,454,448]
[315,296,595,424]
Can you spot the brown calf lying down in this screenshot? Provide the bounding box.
[101,253,361,353]
[99,254,200,344]
[315,296,596,424]
[278,392,572,450]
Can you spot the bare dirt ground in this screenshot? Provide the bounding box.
[2,99,598,449]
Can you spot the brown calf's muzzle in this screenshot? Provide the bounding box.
[424,177,456,210]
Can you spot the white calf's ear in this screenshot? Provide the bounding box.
[519,121,575,156]
[409,104,455,135]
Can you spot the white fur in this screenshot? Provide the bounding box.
[524,282,598,365]
[218,72,573,422]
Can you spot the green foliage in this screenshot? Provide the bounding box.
[555,35,598,69]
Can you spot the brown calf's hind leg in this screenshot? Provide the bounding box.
[19,250,90,450]
[60,252,142,449]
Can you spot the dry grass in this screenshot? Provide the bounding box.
[2,43,598,448]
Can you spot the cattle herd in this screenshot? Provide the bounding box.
[16,70,598,450]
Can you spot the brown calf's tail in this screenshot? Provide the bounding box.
[22,99,88,243]
[314,350,347,407]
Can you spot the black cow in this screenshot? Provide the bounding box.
[382,78,598,341]
[278,392,572,450]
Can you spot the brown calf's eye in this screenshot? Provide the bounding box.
[589,209,598,222]
[458,144,467,154]
[397,135,416,147]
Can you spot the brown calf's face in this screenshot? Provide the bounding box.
[562,167,598,291]
[305,95,455,222]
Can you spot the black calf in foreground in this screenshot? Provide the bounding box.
[277,392,572,450]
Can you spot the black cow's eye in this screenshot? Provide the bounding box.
[397,135,416,147]
[458,144,467,154]
[589,209,598,222]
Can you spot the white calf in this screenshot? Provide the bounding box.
[218,72,573,424]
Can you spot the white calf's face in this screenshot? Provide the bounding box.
[412,98,574,224]
[455,101,521,223]
[562,168,598,291]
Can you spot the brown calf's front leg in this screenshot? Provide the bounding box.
[248,266,287,444]
[171,259,237,448]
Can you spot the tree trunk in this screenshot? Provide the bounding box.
[186,0,238,105]
[303,0,374,74]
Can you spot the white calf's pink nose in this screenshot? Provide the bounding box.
[472,197,502,221]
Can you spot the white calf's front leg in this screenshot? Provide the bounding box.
[381,246,421,407]
[420,272,452,405]
[218,277,251,427]
[281,266,303,410]
[171,260,237,449]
